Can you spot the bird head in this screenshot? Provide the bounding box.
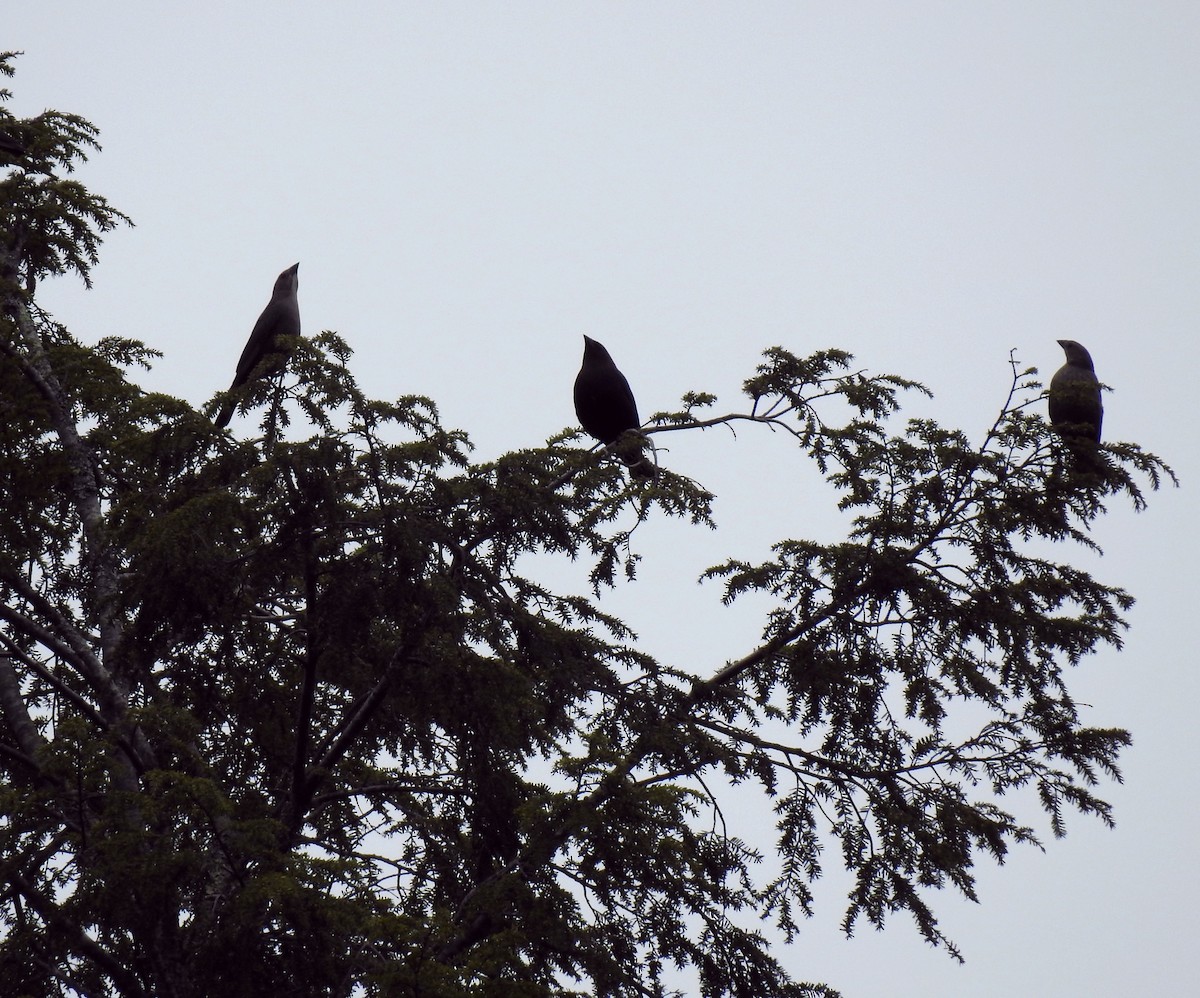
[582,335,613,364]
[273,263,300,297]
[1056,339,1095,371]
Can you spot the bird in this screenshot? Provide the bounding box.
[573,335,654,478]
[215,263,300,429]
[1048,339,1103,467]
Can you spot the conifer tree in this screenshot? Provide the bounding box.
[0,53,1175,997]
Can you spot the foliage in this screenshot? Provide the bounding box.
[0,54,1176,997]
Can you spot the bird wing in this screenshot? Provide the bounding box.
[1049,366,1103,442]
[231,297,299,390]
[573,367,640,444]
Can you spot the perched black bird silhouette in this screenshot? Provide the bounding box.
[215,263,300,429]
[1048,339,1103,468]
[573,335,654,478]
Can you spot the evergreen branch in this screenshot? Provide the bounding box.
[8,871,150,998]
[0,273,125,693]
[0,633,108,731]
[0,561,104,678]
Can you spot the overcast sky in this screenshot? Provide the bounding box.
[7,4,1198,995]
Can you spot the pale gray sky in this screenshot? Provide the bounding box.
[8,4,1198,995]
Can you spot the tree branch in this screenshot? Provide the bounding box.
[0,650,47,760]
[9,870,149,998]
[0,633,110,730]
[0,269,125,680]
[0,563,103,679]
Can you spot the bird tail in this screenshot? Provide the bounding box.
[214,398,236,429]
[1065,439,1106,477]
[1049,428,1107,480]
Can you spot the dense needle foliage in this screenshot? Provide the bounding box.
[0,54,1176,997]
